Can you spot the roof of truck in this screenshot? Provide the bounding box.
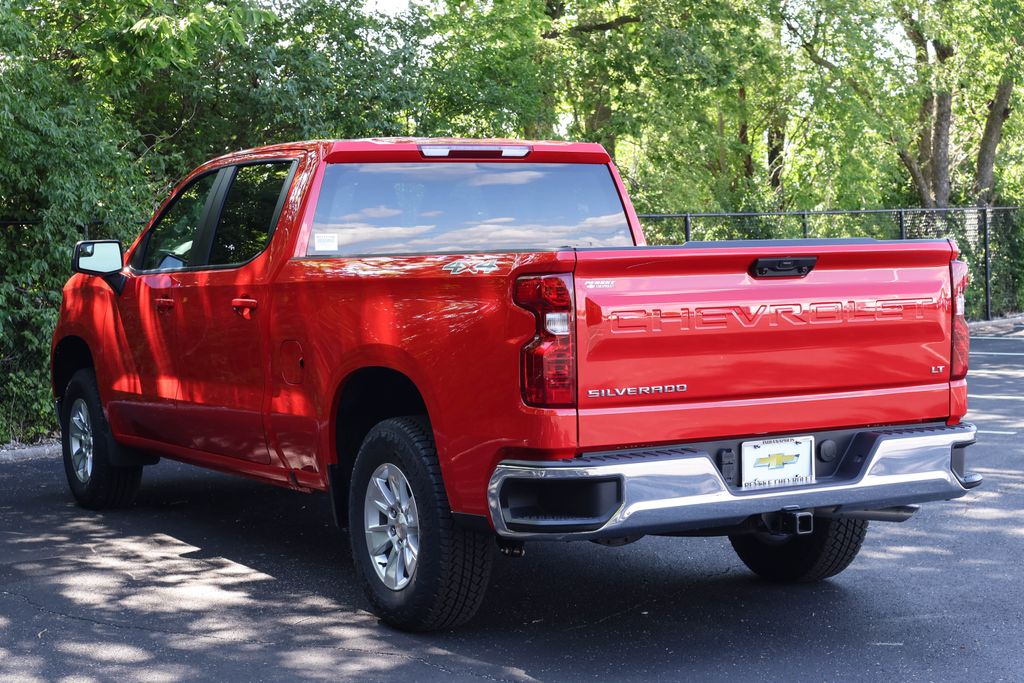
[212,138,612,165]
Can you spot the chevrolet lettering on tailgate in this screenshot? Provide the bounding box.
[607,298,935,333]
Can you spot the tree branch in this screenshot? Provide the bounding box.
[897,147,935,208]
[542,14,640,40]
[784,20,875,104]
[895,5,927,53]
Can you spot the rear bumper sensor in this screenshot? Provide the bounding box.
[487,423,978,540]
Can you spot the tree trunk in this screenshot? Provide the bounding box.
[715,108,726,177]
[523,92,556,140]
[523,50,557,140]
[930,91,952,207]
[767,114,785,195]
[916,96,933,184]
[738,86,754,178]
[973,74,1014,206]
[930,39,955,208]
[900,9,934,183]
[766,19,786,204]
[585,96,615,159]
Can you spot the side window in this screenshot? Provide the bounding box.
[207,162,293,266]
[137,172,218,271]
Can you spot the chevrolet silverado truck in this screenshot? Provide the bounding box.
[52,138,979,631]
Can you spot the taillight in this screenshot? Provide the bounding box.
[950,259,969,380]
[514,273,576,407]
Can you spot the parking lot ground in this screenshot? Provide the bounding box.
[1,330,1022,682]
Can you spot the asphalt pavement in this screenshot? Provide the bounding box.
[1,323,1022,682]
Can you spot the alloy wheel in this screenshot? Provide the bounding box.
[68,398,94,484]
[363,462,420,590]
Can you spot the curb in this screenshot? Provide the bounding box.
[0,442,61,463]
[969,313,1024,332]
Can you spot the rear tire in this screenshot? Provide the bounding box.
[348,417,493,631]
[729,516,868,582]
[60,369,142,509]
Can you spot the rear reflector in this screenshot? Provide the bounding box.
[419,144,531,159]
[950,260,969,381]
[514,274,576,407]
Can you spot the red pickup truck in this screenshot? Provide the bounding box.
[52,138,979,631]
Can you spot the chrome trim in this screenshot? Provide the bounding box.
[487,424,977,540]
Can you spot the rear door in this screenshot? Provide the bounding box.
[171,159,297,463]
[573,240,956,449]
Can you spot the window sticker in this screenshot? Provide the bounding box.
[314,232,339,252]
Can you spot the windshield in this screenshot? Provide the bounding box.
[307,162,633,256]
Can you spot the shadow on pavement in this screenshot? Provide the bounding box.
[7,333,1024,683]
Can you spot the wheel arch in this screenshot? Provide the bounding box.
[52,335,94,401]
[328,365,431,527]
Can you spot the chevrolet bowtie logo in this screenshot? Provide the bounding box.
[754,453,798,469]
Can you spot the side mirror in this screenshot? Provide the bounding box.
[73,240,123,276]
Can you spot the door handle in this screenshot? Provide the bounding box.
[155,297,174,312]
[231,298,258,319]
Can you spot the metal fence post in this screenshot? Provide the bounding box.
[981,207,992,320]
[683,214,691,242]
[898,210,906,239]
[801,212,809,238]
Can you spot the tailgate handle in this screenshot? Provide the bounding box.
[751,257,817,278]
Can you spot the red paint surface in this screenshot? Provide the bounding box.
[52,138,967,519]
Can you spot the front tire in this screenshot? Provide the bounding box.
[729,516,868,583]
[61,369,142,509]
[348,417,493,631]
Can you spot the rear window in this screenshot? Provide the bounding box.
[307,162,632,256]
[208,161,292,266]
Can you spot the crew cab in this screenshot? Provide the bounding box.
[52,138,979,631]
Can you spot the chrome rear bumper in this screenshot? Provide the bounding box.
[487,423,978,540]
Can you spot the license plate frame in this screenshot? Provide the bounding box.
[740,436,815,490]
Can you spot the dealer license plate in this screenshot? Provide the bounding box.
[741,436,815,489]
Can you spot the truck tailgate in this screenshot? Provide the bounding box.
[573,240,955,449]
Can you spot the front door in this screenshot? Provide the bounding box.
[107,271,180,443]
[172,160,295,463]
[107,170,221,446]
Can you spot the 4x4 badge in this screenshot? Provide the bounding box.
[442,258,499,275]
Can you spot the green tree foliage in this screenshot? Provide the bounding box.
[1,0,1022,441]
[0,0,420,441]
[418,0,560,136]
[779,0,1024,208]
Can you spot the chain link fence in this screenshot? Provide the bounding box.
[639,207,1023,321]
